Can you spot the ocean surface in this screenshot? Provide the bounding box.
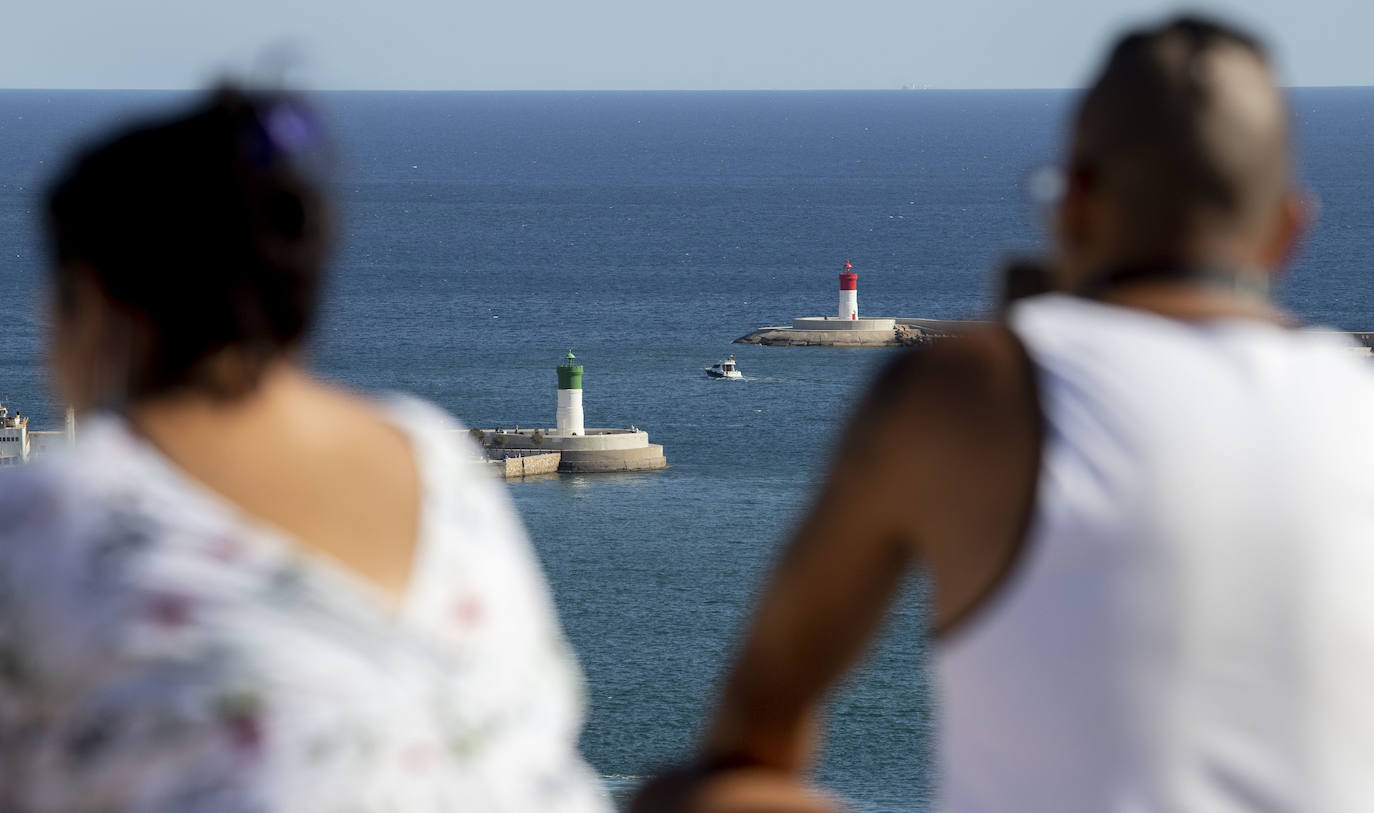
[3,88,1374,810]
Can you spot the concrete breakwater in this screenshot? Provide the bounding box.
[486,449,562,479]
[1326,331,1374,355]
[737,319,1374,352]
[470,427,667,473]
[735,317,979,347]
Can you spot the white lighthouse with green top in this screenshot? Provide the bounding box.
[467,349,665,472]
[556,350,585,437]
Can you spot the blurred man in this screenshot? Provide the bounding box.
[640,16,1374,812]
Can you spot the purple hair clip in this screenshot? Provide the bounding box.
[261,101,320,156]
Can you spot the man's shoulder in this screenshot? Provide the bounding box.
[865,325,1037,429]
[842,323,1042,504]
[845,325,1043,625]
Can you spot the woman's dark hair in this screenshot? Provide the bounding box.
[45,85,330,401]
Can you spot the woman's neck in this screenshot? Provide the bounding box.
[128,363,320,455]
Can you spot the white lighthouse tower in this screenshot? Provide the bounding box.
[556,350,585,437]
[839,260,858,320]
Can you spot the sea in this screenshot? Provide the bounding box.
[3,87,1374,811]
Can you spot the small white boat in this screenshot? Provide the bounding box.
[705,355,743,380]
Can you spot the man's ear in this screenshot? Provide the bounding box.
[1262,189,1311,274]
[1054,165,1102,286]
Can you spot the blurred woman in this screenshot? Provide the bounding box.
[0,87,609,812]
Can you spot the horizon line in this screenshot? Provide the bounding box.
[0,83,1370,93]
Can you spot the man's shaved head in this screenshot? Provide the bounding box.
[1069,17,1291,257]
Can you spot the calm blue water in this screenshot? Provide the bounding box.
[3,88,1374,811]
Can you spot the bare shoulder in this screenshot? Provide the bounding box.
[857,325,1036,443]
[255,382,425,598]
[831,324,1039,515]
[849,327,1041,629]
[311,387,423,514]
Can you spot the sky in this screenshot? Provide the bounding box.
[1,0,1368,91]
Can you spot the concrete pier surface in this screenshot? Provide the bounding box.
[468,427,667,473]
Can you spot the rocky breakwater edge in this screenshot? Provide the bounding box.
[734,317,979,347]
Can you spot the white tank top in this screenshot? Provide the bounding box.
[937,294,1374,812]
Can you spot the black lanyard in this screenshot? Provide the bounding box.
[1078,262,1272,302]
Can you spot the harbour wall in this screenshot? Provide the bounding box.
[894,317,983,334]
[791,316,898,331]
[471,427,667,473]
[735,315,978,347]
[1323,331,1374,351]
[558,445,667,472]
[738,317,1374,350]
[488,450,562,479]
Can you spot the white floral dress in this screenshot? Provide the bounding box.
[0,396,611,813]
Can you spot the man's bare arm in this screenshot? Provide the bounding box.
[698,328,1039,775]
[701,394,915,772]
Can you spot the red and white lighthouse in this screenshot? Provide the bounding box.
[838,260,858,320]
